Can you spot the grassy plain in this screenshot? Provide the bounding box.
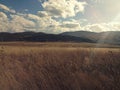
[0,42,120,90]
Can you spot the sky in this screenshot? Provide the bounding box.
[0,0,120,33]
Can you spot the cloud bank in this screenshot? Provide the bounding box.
[41,0,87,18]
[0,1,85,33]
[0,1,120,33]
[0,4,15,13]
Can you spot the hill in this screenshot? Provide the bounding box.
[61,31,120,45]
[0,32,93,43]
[0,31,120,45]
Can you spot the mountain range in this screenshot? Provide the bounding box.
[0,31,120,45]
[61,31,120,45]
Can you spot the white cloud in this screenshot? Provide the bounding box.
[0,12,36,32]
[0,4,10,11]
[27,14,40,20]
[0,11,86,33]
[21,13,60,33]
[37,11,48,17]
[0,4,15,13]
[9,15,36,32]
[41,0,87,18]
[26,12,82,33]
[0,12,9,32]
[1,9,119,33]
[83,23,120,32]
[60,21,80,28]
[58,20,81,32]
[0,2,85,33]
[35,16,60,32]
[109,23,120,30]
[0,12,7,19]
[84,24,104,32]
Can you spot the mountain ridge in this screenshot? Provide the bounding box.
[61,31,120,45]
[0,31,93,43]
[0,31,120,45]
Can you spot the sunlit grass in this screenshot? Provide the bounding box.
[0,42,120,90]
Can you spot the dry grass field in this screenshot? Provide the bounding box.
[0,42,120,90]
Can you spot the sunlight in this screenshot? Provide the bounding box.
[113,13,120,22]
[94,12,120,47]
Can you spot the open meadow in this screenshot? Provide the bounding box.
[0,42,120,90]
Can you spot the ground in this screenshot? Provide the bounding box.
[0,42,120,90]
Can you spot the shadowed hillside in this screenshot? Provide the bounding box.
[0,31,120,44]
[0,32,93,43]
[61,31,120,45]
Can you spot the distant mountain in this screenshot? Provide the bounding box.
[0,32,93,43]
[61,31,120,45]
[0,31,120,44]
[61,31,97,40]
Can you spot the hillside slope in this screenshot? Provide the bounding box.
[0,32,93,43]
[61,31,120,44]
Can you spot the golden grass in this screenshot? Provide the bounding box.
[0,42,120,48]
[0,42,120,90]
